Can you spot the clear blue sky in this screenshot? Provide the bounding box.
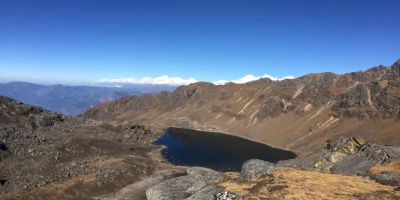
[1,0,399,84]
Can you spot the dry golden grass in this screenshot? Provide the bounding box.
[225,172,240,179]
[219,181,256,196]
[369,160,400,175]
[219,168,400,200]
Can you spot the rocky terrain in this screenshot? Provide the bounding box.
[81,59,400,153]
[2,103,400,200]
[2,59,400,200]
[0,96,179,200]
[143,138,400,200]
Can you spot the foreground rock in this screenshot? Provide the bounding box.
[146,167,225,200]
[240,159,280,181]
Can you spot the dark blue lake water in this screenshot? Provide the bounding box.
[155,128,297,172]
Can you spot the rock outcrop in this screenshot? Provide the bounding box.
[306,137,400,183]
[331,142,400,176]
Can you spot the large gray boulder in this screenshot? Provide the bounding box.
[240,159,279,181]
[146,167,225,200]
[370,172,400,186]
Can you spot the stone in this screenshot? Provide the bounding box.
[240,159,279,181]
[146,167,225,200]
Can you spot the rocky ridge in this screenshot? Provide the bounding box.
[0,96,163,199]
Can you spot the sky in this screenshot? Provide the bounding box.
[1,0,399,85]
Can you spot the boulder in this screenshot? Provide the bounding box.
[240,159,279,181]
[370,172,400,186]
[146,167,225,200]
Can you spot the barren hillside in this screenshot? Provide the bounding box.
[81,59,400,153]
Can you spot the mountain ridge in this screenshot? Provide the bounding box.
[81,59,400,153]
[0,82,177,116]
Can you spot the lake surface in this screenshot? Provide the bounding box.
[155,127,297,171]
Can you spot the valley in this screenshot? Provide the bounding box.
[1,59,400,199]
[2,0,399,199]
[0,82,176,116]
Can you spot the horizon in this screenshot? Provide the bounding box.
[1,0,399,85]
[1,59,398,87]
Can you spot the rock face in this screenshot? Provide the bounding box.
[81,59,400,152]
[240,159,280,181]
[146,167,225,200]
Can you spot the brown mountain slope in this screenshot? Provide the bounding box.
[81,59,400,153]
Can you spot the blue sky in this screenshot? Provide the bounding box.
[1,0,399,84]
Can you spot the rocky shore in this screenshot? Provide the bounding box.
[144,138,400,200]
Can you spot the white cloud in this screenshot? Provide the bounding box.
[97,74,294,86]
[212,74,295,85]
[97,75,198,86]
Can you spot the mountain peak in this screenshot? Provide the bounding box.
[392,58,400,72]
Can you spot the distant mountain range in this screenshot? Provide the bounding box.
[0,82,177,116]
